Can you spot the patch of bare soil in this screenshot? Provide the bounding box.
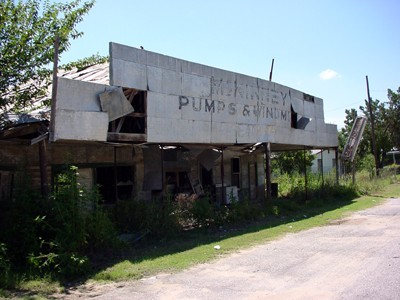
[52,281,129,299]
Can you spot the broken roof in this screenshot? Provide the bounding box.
[2,63,110,125]
[2,42,338,152]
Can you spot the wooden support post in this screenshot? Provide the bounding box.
[366,76,379,176]
[335,147,339,185]
[264,143,271,201]
[304,147,308,201]
[114,146,118,202]
[38,140,49,198]
[221,148,225,205]
[320,150,324,187]
[160,145,165,199]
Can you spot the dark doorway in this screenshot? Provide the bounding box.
[248,162,257,200]
[231,157,240,188]
[96,166,134,203]
[201,165,213,194]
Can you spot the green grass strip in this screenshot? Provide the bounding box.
[93,183,399,282]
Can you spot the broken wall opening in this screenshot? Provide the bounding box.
[0,170,15,202]
[96,165,134,203]
[163,147,191,194]
[109,88,147,135]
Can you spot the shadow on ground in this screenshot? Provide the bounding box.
[65,192,360,286]
[7,189,367,299]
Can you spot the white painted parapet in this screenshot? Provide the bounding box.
[51,78,109,142]
[110,42,337,148]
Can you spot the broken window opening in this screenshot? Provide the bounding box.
[231,157,240,188]
[96,166,134,204]
[109,89,147,134]
[201,165,214,195]
[163,147,191,194]
[303,93,315,102]
[0,171,14,202]
[163,148,178,162]
[165,171,191,194]
[291,105,298,129]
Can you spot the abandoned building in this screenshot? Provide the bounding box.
[0,42,338,203]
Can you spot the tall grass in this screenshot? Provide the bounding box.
[92,181,400,284]
[0,165,398,291]
[274,171,358,201]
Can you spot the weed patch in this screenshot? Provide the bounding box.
[1,167,399,298]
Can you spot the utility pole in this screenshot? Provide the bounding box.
[49,35,59,141]
[264,142,272,201]
[265,59,274,200]
[366,76,379,176]
[39,34,59,198]
[269,58,274,81]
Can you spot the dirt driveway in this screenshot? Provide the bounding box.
[64,197,400,299]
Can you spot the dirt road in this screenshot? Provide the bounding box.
[65,198,400,299]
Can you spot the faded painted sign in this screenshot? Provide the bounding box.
[341,116,367,161]
[105,42,339,147]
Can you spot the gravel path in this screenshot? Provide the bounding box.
[63,198,400,300]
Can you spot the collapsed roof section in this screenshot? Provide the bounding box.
[50,42,337,151]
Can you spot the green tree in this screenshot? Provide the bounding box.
[386,87,400,150]
[359,98,391,168]
[0,0,94,126]
[339,108,356,153]
[340,88,399,174]
[272,150,315,175]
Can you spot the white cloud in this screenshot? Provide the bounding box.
[319,69,339,80]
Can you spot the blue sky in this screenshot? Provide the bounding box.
[60,0,400,128]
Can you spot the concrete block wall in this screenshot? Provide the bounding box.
[56,78,105,111]
[52,78,109,142]
[109,42,337,148]
[53,110,108,142]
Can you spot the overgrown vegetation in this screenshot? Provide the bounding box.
[1,165,398,296]
[338,86,400,173]
[0,166,119,288]
[88,176,400,284]
[60,54,109,71]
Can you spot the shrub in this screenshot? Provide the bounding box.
[113,195,181,239]
[227,197,260,223]
[190,196,215,227]
[0,188,47,273]
[0,165,119,280]
[0,243,12,288]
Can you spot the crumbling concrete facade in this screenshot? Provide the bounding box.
[0,42,338,203]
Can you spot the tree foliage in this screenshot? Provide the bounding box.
[340,87,400,172]
[272,150,315,175]
[60,53,108,71]
[359,98,391,168]
[386,87,400,150]
[0,0,94,126]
